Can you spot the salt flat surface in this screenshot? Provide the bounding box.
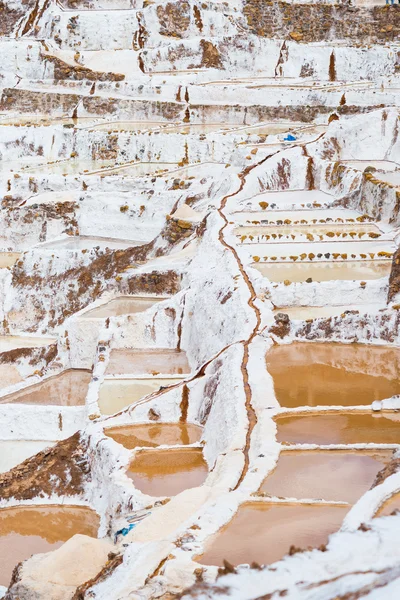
[272,304,383,320]
[0,336,56,351]
[38,236,143,250]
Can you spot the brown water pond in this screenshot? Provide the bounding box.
[105,423,202,449]
[127,447,208,497]
[106,349,190,376]
[276,412,400,446]
[199,503,349,567]
[0,505,99,586]
[0,369,92,406]
[266,343,400,408]
[81,296,165,319]
[261,450,392,503]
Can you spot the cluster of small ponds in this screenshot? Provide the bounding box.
[1,330,400,578]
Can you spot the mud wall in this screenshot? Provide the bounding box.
[243,2,400,44]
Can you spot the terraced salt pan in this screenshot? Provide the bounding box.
[12,160,179,177]
[105,349,190,376]
[0,336,56,351]
[0,440,55,473]
[248,240,395,261]
[0,369,92,406]
[0,252,21,268]
[199,504,349,568]
[98,377,185,415]
[79,121,179,132]
[37,236,143,250]
[104,423,202,449]
[80,296,166,319]
[261,450,392,504]
[267,343,400,408]
[156,124,233,134]
[232,123,308,136]
[0,505,99,586]
[231,208,369,225]
[275,412,400,446]
[127,447,208,497]
[272,304,383,320]
[238,190,335,210]
[374,171,400,188]
[341,160,400,171]
[235,223,382,243]
[81,296,166,319]
[199,78,371,89]
[0,116,101,127]
[0,365,24,390]
[252,260,391,282]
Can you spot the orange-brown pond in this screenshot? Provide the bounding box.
[127,448,208,497]
[199,503,349,567]
[105,423,202,449]
[0,369,92,406]
[106,349,190,376]
[0,505,99,586]
[82,296,165,319]
[266,343,400,408]
[276,412,400,446]
[261,450,392,503]
[376,494,400,517]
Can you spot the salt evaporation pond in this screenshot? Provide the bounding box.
[81,296,165,319]
[235,223,381,239]
[275,412,400,445]
[0,505,99,586]
[271,304,382,320]
[261,450,392,504]
[266,343,400,408]
[106,349,190,375]
[39,236,140,250]
[127,447,208,497]
[98,377,185,415]
[105,423,202,449]
[252,260,391,282]
[0,369,92,406]
[199,503,349,567]
[0,252,21,268]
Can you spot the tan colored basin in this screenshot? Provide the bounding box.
[199,503,349,567]
[0,252,21,268]
[261,450,392,503]
[0,370,92,406]
[127,447,208,497]
[266,343,400,408]
[106,349,190,376]
[275,412,400,446]
[0,505,99,586]
[81,296,165,319]
[105,423,202,449]
[252,260,391,283]
[98,377,184,415]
